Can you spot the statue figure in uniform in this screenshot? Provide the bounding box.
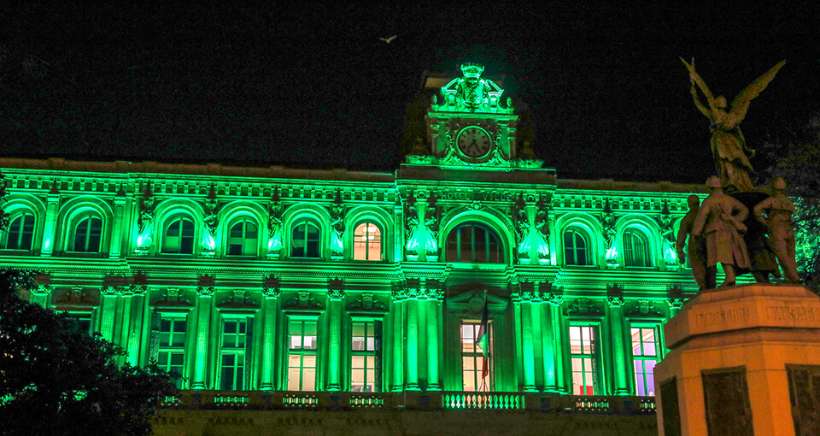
[753,177,801,283]
[676,194,712,290]
[692,176,751,287]
[681,58,786,193]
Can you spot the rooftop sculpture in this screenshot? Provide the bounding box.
[432,63,514,114]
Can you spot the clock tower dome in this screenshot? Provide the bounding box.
[406,63,542,170]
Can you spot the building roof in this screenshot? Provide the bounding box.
[0,156,704,193]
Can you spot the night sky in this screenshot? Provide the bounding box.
[1,2,818,183]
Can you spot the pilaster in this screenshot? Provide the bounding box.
[607,284,630,395]
[40,190,60,256]
[109,191,127,257]
[325,278,345,391]
[423,280,444,390]
[390,286,405,391]
[191,275,215,389]
[259,275,280,390]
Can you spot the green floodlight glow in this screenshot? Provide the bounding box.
[664,246,678,265]
[0,60,704,400]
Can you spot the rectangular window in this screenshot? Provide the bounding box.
[287,318,318,391]
[461,321,493,392]
[569,325,599,396]
[351,320,381,392]
[158,316,187,388]
[631,326,659,396]
[219,318,252,391]
[66,313,92,335]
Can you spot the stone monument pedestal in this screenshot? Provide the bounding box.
[655,284,820,436]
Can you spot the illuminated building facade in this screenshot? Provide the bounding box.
[0,65,702,418]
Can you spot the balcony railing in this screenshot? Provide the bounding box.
[160,391,655,415]
[442,392,525,410]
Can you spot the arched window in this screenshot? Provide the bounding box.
[623,228,651,267]
[353,222,382,261]
[3,213,34,250]
[163,216,195,254]
[563,228,590,266]
[445,223,503,263]
[227,218,258,256]
[291,220,320,258]
[72,215,102,252]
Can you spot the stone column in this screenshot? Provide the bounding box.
[108,193,127,258]
[191,282,214,389]
[390,288,405,391]
[405,298,420,390]
[98,286,120,342]
[115,289,132,354]
[40,191,60,256]
[424,284,443,390]
[259,279,280,391]
[125,284,147,366]
[607,287,630,395]
[542,290,563,392]
[549,301,566,392]
[520,297,538,391]
[325,280,345,392]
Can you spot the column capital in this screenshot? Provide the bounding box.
[102,274,131,296]
[29,273,52,297]
[196,274,216,297]
[666,285,687,309]
[262,274,281,298]
[327,278,345,301]
[607,284,625,307]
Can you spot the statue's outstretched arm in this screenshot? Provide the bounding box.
[727,60,786,128]
[680,57,716,115]
[690,84,711,119]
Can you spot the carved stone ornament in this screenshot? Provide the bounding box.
[626,299,666,317]
[262,274,281,298]
[607,284,625,307]
[284,290,323,310]
[666,285,687,309]
[327,278,345,301]
[433,63,513,114]
[565,298,604,316]
[197,275,216,296]
[329,190,345,258]
[130,271,148,295]
[600,199,618,266]
[102,274,131,296]
[203,184,220,236]
[347,292,388,312]
[31,273,52,297]
[404,190,440,261]
[138,185,155,234]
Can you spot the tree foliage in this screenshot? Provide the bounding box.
[0,270,175,436]
[764,114,820,291]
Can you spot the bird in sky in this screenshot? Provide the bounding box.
[379,34,397,44]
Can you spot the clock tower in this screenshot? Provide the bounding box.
[406,63,542,170]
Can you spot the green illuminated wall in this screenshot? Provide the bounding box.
[0,64,706,397]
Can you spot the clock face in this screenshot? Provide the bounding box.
[456,126,492,159]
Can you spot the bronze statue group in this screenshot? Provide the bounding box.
[676,58,800,289]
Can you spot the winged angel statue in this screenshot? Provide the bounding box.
[681,58,785,192]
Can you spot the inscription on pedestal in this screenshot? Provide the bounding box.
[768,306,817,322]
[702,367,753,436]
[695,306,750,327]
